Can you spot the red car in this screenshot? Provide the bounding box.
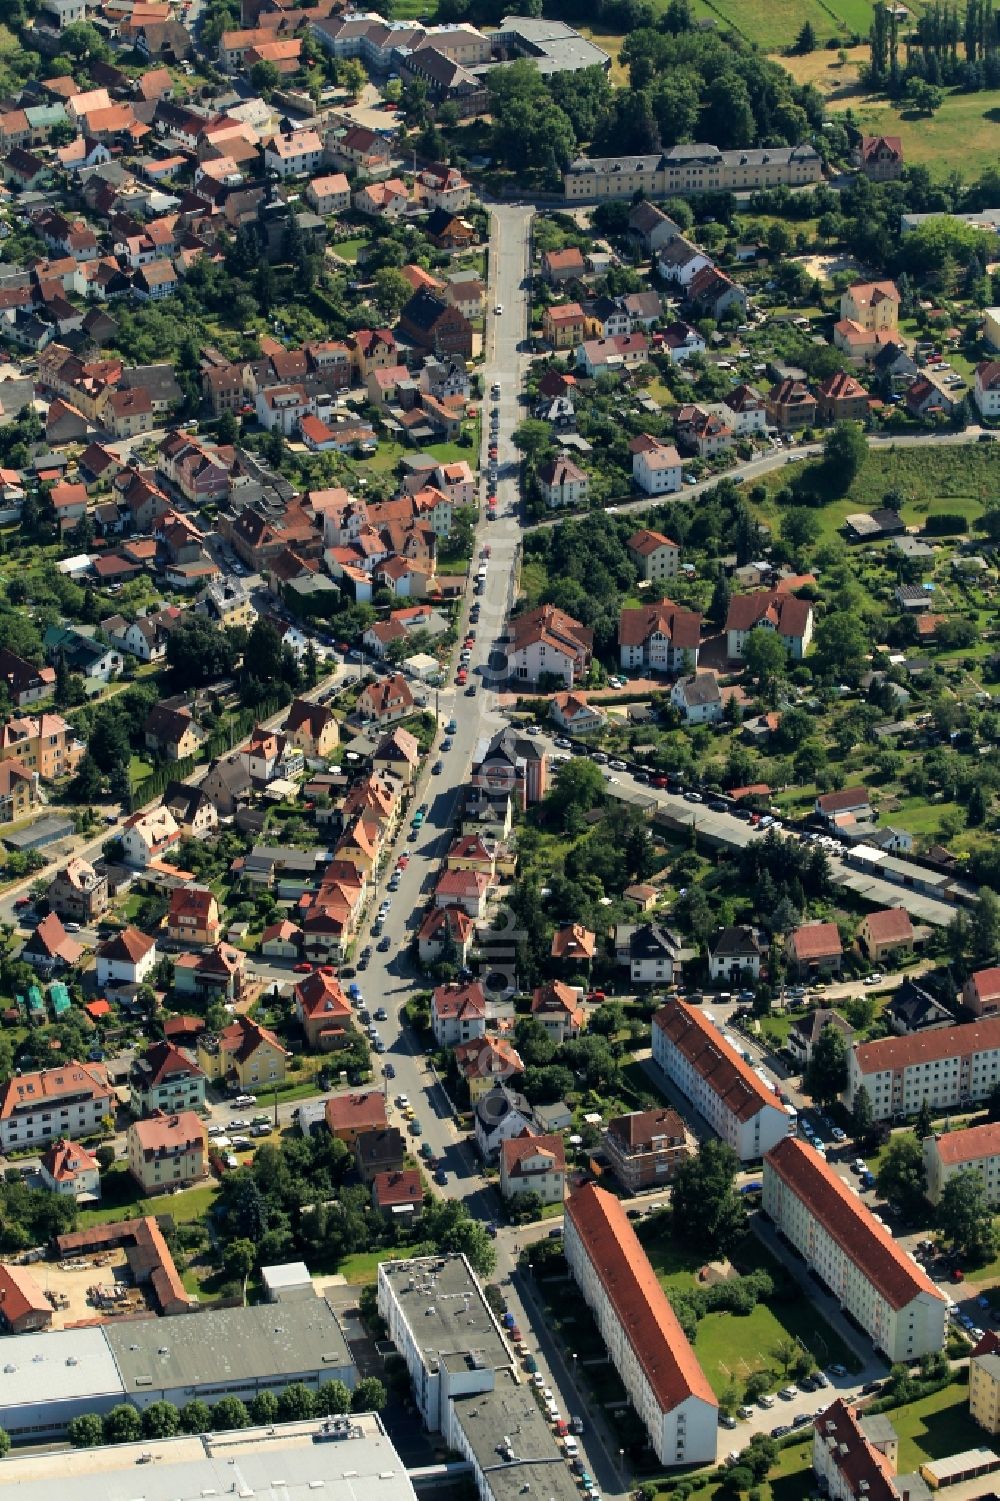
[554,1420,568,1437]
[320,965,336,976]
[586,990,606,1004]
[292,961,312,973]
[652,775,669,789]
[14,896,31,909]
[456,668,468,684]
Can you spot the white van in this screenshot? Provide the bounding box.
[563,1437,579,1457]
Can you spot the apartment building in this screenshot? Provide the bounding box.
[846,1017,1000,1120]
[564,143,822,200]
[813,1399,902,1501]
[129,1041,207,1117]
[0,712,84,781]
[763,1136,946,1362]
[0,1062,113,1152]
[626,528,680,583]
[618,600,701,675]
[924,1122,1000,1207]
[499,1131,566,1204]
[507,603,593,688]
[970,1331,1000,1433]
[603,1107,690,1192]
[563,1184,718,1465]
[652,998,791,1161]
[126,1109,207,1194]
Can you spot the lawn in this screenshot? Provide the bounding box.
[823,82,1000,177]
[337,1245,423,1284]
[704,0,852,48]
[332,238,368,263]
[77,1169,220,1229]
[128,753,154,787]
[889,1377,979,1472]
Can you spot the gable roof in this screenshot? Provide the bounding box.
[654,998,782,1122]
[565,1184,716,1413]
[854,1016,1000,1077]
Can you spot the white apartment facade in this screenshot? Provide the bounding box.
[633,443,682,495]
[564,1184,717,1466]
[652,998,791,1161]
[764,1137,947,1363]
[846,1017,1000,1121]
[0,1063,114,1153]
[924,1122,1000,1206]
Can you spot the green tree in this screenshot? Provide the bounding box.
[876,1135,927,1221]
[813,611,868,683]
[277,1383,316,1421]
[937,1167,998,1261]
[223,1237,257,1283]
[905,77,944,114]
[212,1397,250,1431]
[544,758,605,832]
[68,1412,105,1447]
[670,1139,748,1257]
[971,890,1000,962]
[352,1377,387,1412]
[793,18,817,51]
[852,1083,874,1139]
[512,419,554,467]
[822,422,867,494]
[341,58,366,98]
[0,1427,9,1457]
[373,267,412,321]
[250,59,280,97]
[103,1404,143,1444]
[142,1401,180,1439]
[316,1380,352,1415]
[781,508,820,553]
[180,1400,212,1434]
[249,1391,280,1424]
[742,629,787,692]
[805,1022,849,1107]
[916,1097,934,1142]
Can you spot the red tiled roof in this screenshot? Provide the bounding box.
[325,1089,387,1135]
[0,1264,50,1325]
[501,1130,566,1176]
[813,1400,896,1501]
[607,1108,686,1152]
[863,907,913,944]
[766,1137,943,1311]
[817,786,869,814]
[654,998,783,1122]
[433,980,487,1021]
[968,967,1000,1005]
[565,1184,716,1413]
[789,922,842,962]
[627,528,679,556]
[854,1016,1000,1077]
[725,590,811,639]
[373,1167,422,1208]
[618,600,701,650]
[931,1121,1000,1166]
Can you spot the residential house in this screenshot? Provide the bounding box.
[507,603,592,689]
[355,1128,406,1185]
[418,905,475,967]
[372,1167,422,1220]
[550,691,605,735]
[603,1107,689,1193]
[854,133,903,180]
[629,924,685,986]
[129,1041,206,1117]
[551,923,596,969]
[628,200,681,254]
[576,333,649,378]
[95,926,156,989]
[398,290,472,359]
[166,886,221,948]
[0,648,55,707]
[766,379,817,432]
[47,857,107,924]
[163,782,218,840]
[263,129,323,178]
[201,754,252,816]
[197,1015,288,1091]
[0,1265,53,1334]
[707,926,763,983]
[432,981,487,1047]
[964,967,1000,1018]
[885,980,952,1036]
[787,1008,855,1068]
[499,1130,566,1205]
[676,404,732,458]
[283,698,340,759]
[0,1062,114,1153]
[261,918,302,960]
[974,360,1000,420]
[357,674,415,725]
[723,383,767,435]
[618,600,702,674]
[294,969,353,1051]
[627,528,680,583]
[174,942,246,1004]
[787,922,843,978]
[454,1035,524,1104]
[143,702,203,761]
[537,455,589,509]
[22,913,83,975]
[816,371,870,423]
[670,674,722,724]
[541,247,585,284]
[859,908,914,964]
[816,786,872,828]
[474,1084,536,1160]
[127,1110,207,1194]
[39,1137,101,1199]
[325,1090,387,1148]
[686,265,747,321]
[120,805,181,868]
[0,760,38,824]
[656,237,711,288]
[629,434,682,495]
[840,280,900,331]
[531,980,583,1043]
[306,172,351,214]
[542,301,587,350]
[725,589,813,661]
[0,713,84,782]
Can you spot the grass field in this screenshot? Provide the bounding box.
[332,238,368,263]
[822,81,1000,177]
[77,1169,220,1230]
[890,1378,979,1472]
[337,1246,423,1283]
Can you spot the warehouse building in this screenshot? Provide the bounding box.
[0,1326,124,1441]
[764,1137,946,1363]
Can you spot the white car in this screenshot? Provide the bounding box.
[494,303,503,315]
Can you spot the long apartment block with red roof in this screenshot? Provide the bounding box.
[924,1121,1000,1206]
[564,1184,718,1465]
[652,998,792,1160]
[764,1136,946,1362]
[846,1015,1000,1121]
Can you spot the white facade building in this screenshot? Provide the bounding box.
[652,998,791,1161]
[924,1122,1000,1206]
[563,1184,717,1466]
[846,1016,1000,1120]
[764,1136,947,1363]
[0,1062,114,1153]
[632,441,682,496]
